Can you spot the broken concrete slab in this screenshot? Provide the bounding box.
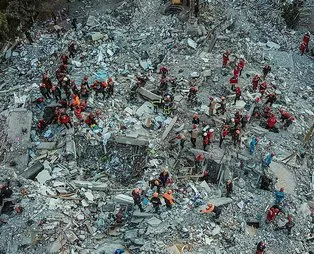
[71,180,108,191]
[133,211,154,218]
[91,32,106,41]
[187,38,197,49]
[112,135,149,147]
[115,194,134,204]
[137,87,162,101]
[36,169,52,184]
[136,101,154,117]
[86,15,98,27]
[269,162,296,194]
[36,142,57,150]
[21,161,44,179]
[162,116,178,140]
[207,197,232,207]
[6,109,32,173]
[146,216,162,226]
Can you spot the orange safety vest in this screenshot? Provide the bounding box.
[201,204,215,213]
[163,193,174,205]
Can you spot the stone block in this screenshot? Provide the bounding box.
[114,194,134,204]
[21,161,44,179]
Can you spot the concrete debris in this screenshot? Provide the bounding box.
[0,0,313,253]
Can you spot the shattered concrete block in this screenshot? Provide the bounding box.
[136,101,154,117]
[266,41,280,49]
[200,181,211,194]
[146,217,162,226]
[133,211,154,218]
[115,194,134,204]
[113,136,149,147]
[86,15,98,26]
[207,197,232,207]
[84,191,94,202]
[36,169,52,185]
[36,142,56,150]
[187,38,197,49]
[91,32,106,41]
[21,161,44,179]
[202,69,212,77]
[137,87,162,101]
[72,180,108,191]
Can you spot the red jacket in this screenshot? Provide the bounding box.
[229,77,238,84]
[303,34,310,45]
[59,114,70,124]
[233,68,239,78]
[238,59,245,70]
[235,87,241,95]
[267,116,277,128]
[222,53,229,65]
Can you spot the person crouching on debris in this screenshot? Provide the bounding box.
[200,203,221,219]
[256,241,266,254]
[226,180,233,197]
[249,137,259,155]
[159,169,169,188]
[275,187,285,204]
[85,113,97,127]
[58,111,73,129]
[151,192,162,213]
[163,190,175,209]
[149,178,162,194]
[132,188,145,212]
[266,206,279,223]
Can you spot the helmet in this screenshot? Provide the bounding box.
[271,152,275,156]
[256,137,260,141]
[154,180,160,185]
[134,188,140,194]
[255,97,261,103]
[207,203,213,207]
[236,130,240,134]
[108,77,113,82]
[52,85,56,91]
[72,94,76,98]
[245,115,250,119]
[193,114,198,119]
[203,133,207,136]
[153,192,158,198]
[167,190,173,194]
[209,129,214,132]
[89,113,95,118]
[209,96,213,100]
[280,187,284,192]
[279,108,284,113]
[290,117,295,122]
[63,77,68,81]
[83,76,88,80]
[221,96,225,100]
[43,74,48,79]
[226,50,230,54]
[71,80,75,83]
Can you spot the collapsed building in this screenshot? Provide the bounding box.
[0,0,313,253]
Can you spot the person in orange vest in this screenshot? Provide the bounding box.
[251,74,260,91]
[200,203,221,219]
[300,42,307,55]
[233,86,241,105]
[71,94,80,109]
[163,190,175,209]
[222,50,230,67]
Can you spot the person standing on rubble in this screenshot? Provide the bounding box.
[51,85,62,102]
[159,66,169,75]
[237,58,245,76]
[226,180,233,197]
[264,92,277,107]
[222,50,230,67]
[233,86,241,105]
[263,65,271,79]
[249,137,259,155]
[256,241,266,254]
[107,77,114,97]
[219,125,229,148]
[263,152,275,168]
[251,74,260,91]
[190,124,199,148]
[232,129,241,147]
[58,111,73,129]
[200,203,221,219]
[208,97,216,116]
[159,169,169,188]
[150,192,162,213]
[149,178,162,194]
[216,96,227,115]
[132,188,145,212]
[163,190,175,209]
[275,187,285,204]
[259,81,267,97]
[192,113,200,125]
[300,42,307,55]
[283,116,295,130]
[68,41,77,58]
[302,32,311,52]
[229,76,238,91]
[241,114,249,130]
[39,83,51,99]
[188,84,198,106]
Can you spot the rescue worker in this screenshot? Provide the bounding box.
[200,203,221,219]
[159,75,168,94]
[234,111,242,127]
[263,65,271,79]
[276,215,294,235]
[149,178,162,194]
[208,97,216,116]
[264,92,277,107]
[85,113,97,127]
[68,41,77,58]
[107,77,114,97]
[266,207,278,223]
[188,84,198,106]
[151,192,162,213]
[249,137,259,155]
[207,128,214,146]
[216,96,226,115]
[51,85,62,102]
[42,73,53,95]
[226,180,233,197]
[159,66,169,75]
[60,54,69,65]
[229,76,238,91]
[74,106,83,120]
[81,76,90,90]
[237,58,245,75]
[71,94,80,110]
[192,113,200,125]
[251,74,260,91]
[163,190,175,209]
[259,81,267,97]
[263,152,275,168]
[279,108,291,122]
[266,113,277,130]
[190,124,199,148]
[163,93,174,116]
[58,111,73,129]
[263,106,272,119]
[232,129,241,147]
[222,50,230,67]
[300,42,307,55]
[37,119,47,131]
[275,187,285,204]
[169,76,176,92]
[233,86,241,105]
[241,114,249,129]
[159,169,169,188]
[132,188,145,212]
[233,67,240,79]
[260,174,273,190]
[203,132,209,151]
[303,32,310,52]
[136,73,148,87]
[256,241,266,254]
[219,125,229,148]
[39,83,51,99]
[176,131,186,149]
[283,116,295,129]
[92,80,105,99]
[70,80,79,95]
[80,84,90,101]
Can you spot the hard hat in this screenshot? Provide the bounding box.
[255,97,261,103]
[72,94,76,98]
[83,76,88,80]
[193,113,198,119]
[89,113,94,117]
[209,129,214,132]
[256,137,260,141]
[226,50,230,54]
[43,74,48,79]
[154,180,160,185]
[108,77,113,82]
[167,190,173,194]
[63,77,68,81]
[209,96,213,100]
[236,130,240,134]
[245,114,250,119]
[153,192,158,198]
[290,117,295,122]
[279,108,284,113]
[280,187,284,192]
[207,203,213,207]
[271,152,275,156]
[221,96,225,100]
[203,133,207,136]
[134,188,140,194]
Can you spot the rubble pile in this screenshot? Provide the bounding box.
[0,0,313,253]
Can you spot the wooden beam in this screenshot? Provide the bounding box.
[162,115,178,140]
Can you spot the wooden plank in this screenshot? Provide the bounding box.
[161,115,178,140]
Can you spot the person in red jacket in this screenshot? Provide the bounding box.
[233,86,241,105]
[283,116,295,129]
[159,66,169,75]
[58,112,73,129]
[251,74,260,91]
[264,93,277,107]
[279,108,291,122]
[233,67,240,79]
[222,50,230,67]
[232,129,241,146]
[266,207,279,223]
[237,58,245,75]
[219,125,229,148]
[267,113,277,130]
[203,132,209,151]
[39,83,51,99]
[303,32,310,52]
[300,42,307,55]
[37,119,47,131]
[60,54,69,65]
[229,76,238,91]
[259,81,267,97]
[42,73,53,95]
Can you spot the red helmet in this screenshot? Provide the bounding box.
[153,192,158,198]
[226,50,230,54]
[280,187,284,192]
[43,74,48,79]
[89,113,95,118]
[193,113,198,119]
[72,94,76,98]
[236,130,240,134]
[271,152,275,156]
[255,97,261,103]
[108,77,113,82]
[209,96,213,100]
[221,96,225,100]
